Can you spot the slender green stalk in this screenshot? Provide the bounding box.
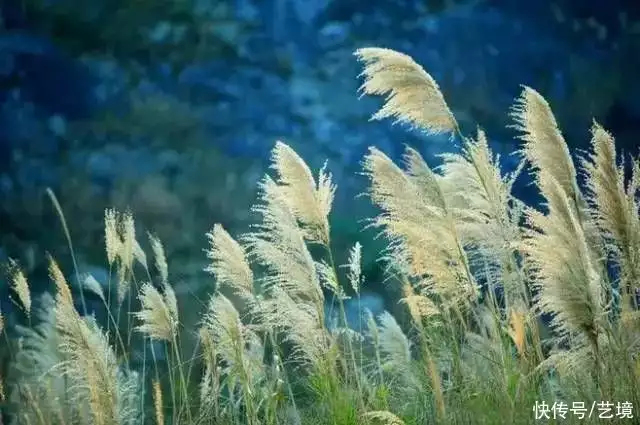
[171,334,192,424]
[45,188,87,316]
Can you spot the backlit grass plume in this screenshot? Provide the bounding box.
[354,47,458,136]
[201,292,266,425]
[205,224,254,300]
[148,232,169,286]
[8,292,68,424]
[377,311,414,387]
[119,212,137,273]
[344,241,363,294]
[510,86,581,210]
[511,90,609,366]
[439,128,520,242]
[362,146,477,308]
[399,283,440,326]
[104,208,145,303]
[81,273,106,302]
[524,162,607,356]
[134,282,178,341]
[50,257,141,425]
[244,175,324,315]
[362,410,406,425]
[439,128,527,308]
[104,208,121,266]
[203,293,265,385]
[240,152,335,391]
[271,141,335,245]
[152,379,164,425]
[582,121,640,311]
[257,287,329,367]
[8,259,31,316]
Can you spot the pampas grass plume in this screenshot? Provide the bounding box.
[354,47,458,136]
[271,141,335,245]
[148,233,169,285]
[153,380,164,425]
[205,224,254,298]
[135,283,178,341]
[362,410,406,425]
[8,259,31,316]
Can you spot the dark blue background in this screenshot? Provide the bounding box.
[0,0,639,327]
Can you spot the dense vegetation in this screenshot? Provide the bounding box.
[1,47,639,424]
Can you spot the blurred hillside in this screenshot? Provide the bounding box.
[0,0,639,321]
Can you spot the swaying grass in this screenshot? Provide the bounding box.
[1,46,640,425]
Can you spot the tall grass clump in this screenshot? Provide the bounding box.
[0,46,638,425]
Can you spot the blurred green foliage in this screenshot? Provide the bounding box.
[2,0,266,283]
[23,0,253,74]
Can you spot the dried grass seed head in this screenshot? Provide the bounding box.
[245,176,324,309]
[8,259,31,315]
[524,175,606,345]
[135,283,178,341]
[148,232,169,285]
[271,141,335,245]
[362,410,406,425]
[510,86,580,206]
[355,47,458,136]
[205,224,254,298]
[104,208,122,265]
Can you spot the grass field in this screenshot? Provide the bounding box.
[1,47,639,425]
